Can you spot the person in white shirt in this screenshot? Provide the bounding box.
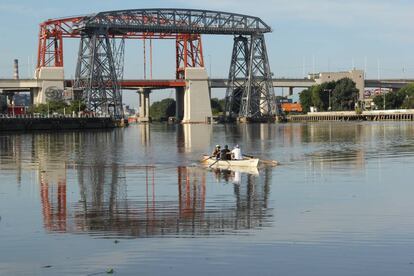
[231,144,242,160]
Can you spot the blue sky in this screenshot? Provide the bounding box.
[1,0,414,105]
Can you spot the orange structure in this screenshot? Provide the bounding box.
[36,16,201,81]
[281,103,303,113]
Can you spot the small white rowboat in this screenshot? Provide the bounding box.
[201,155,260,168]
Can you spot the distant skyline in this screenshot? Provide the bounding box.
[1,0,414,106]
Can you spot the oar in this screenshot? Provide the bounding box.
[260,159,279,166]
[209,158,220,168]
[243,154,279,166]
[201,155,213,162]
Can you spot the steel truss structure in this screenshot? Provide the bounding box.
[37,17,84,68]
[81,9,271,35]
[74,34,122,118]
[225,36,249,118]
[112,38,125,81]
[176,34,204,79]
[37,9,275,120]
[225,35,277,120]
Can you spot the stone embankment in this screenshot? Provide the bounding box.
[288,110,414,122]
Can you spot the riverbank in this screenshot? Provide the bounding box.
[0,115,123,131]
[287,110,414,122]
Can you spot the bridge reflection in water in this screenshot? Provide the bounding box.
[0,122,386,239]
[0,127,272,238]
[39,164,272,238]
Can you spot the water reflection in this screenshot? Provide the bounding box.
[40,165,271,238]
[4,122,413,240]
[177,124,212,153]
[139,123,150,146]
[0,134,28,185]
[210,167,260,184]
[0,130,271,238]
[299,123,414,170]
[2,122,414,275]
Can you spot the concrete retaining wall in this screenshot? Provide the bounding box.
[288,110,414,122]
[0,117,117,131]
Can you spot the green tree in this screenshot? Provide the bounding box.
[29,100,68,115]
[387,92,404,109]
[331,78,359,111]
[211,98,223,115]
[299,88,312,113]
[397,83,414,97]
[299,82,336,113]
[311,85,324,111]
[398,83,414,109]
[150,98,176,121]
[218,98,226,111]
[402,97,414,109]
[67,100,87,114]
[373,95,384,109]
[318,81,336,111]
[373,92,405,110]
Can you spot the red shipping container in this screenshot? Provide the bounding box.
[7,106,26,115]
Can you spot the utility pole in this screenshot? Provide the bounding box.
[208,54,212,77]
[324,89,333,111]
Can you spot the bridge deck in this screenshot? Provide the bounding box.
[0,79,40,91]
[2,78,414,92]
[120,80,186,89]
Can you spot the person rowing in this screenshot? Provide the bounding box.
[220,145,231,160]
[231,144,242,160]
[211,145,221,160]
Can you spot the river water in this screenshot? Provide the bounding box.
[1,122,414,275]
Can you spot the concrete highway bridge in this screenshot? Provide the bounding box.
[2,75,413,123]
[1,76,412,94]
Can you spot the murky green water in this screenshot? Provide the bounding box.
[1,122,414,275]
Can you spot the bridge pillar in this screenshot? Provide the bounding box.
[74,33,123,118]
[224,35,277,122]
[33,67,65,105]
[138,88,151,122]
[182,68,212,124]
[288,87,294,96]
[175,87,185,121]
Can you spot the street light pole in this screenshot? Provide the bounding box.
[329,90,331,111]
[208,54,212,78]
[324,89,332,111]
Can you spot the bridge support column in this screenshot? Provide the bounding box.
[138,88,151,122]
[224,34,277,122]
[182,68,212,123]
[288,87,294,96]
[33,67,65,105]
[74,33,123,118]
[175,87,184,121]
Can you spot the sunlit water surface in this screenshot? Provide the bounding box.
[1,122,414,275]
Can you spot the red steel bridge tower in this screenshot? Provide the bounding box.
[36,9,277,121]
